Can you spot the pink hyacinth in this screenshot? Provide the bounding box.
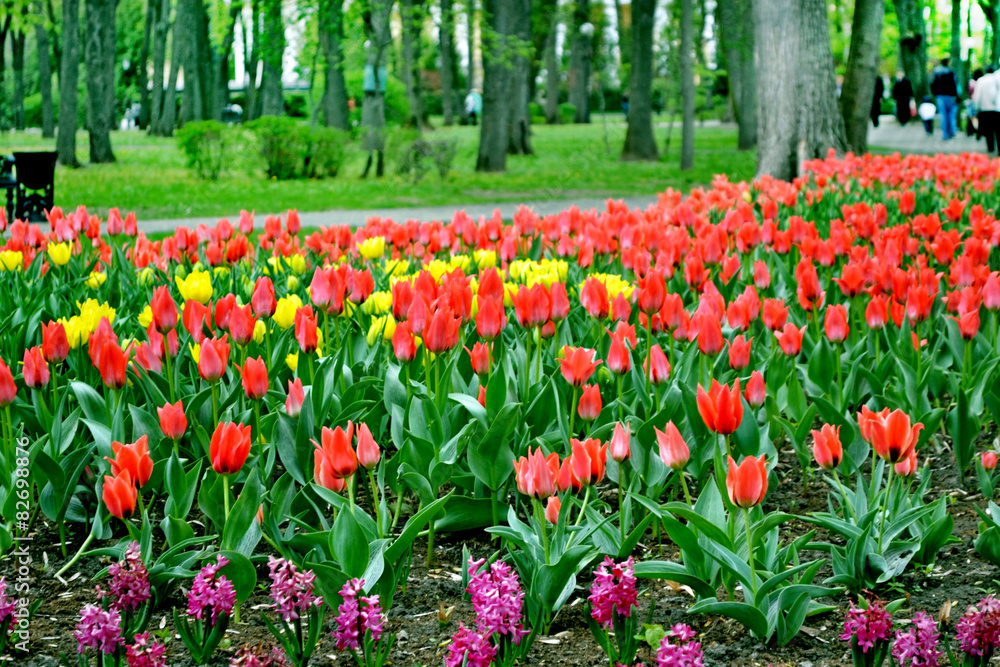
[0,577,16,636]
[126,632,167,667]
[186,555,237,626]
[230,643,291,667]
[74,604,124,655]
[100,541,150,612]
[655,623,703,667]
[267,557,324,623]
[892,611,942,667]
[467,557,527,643]
[841,600,893,653]
[333,578,384,651]
[956,595,1000,658]
[588,556,639,629]
[444,623,497,667]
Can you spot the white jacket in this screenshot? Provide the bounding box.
[973,72,1000,112]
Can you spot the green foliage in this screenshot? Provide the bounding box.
[246,117,351,180]
[558,103,577,125]
[395,137,459,183]
[344,70,411,126]
[176,120,229,180]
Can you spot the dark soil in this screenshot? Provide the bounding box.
[6,441,1000,667]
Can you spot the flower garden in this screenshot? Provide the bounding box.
[3,151,1000,666]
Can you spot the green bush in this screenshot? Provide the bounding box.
[395,136,459,184]
[285,93,309,119]
[246,117,304,180]
[344,70,411,127]
[303,127,349,179]
[558,103,576,125]
[176,120,229,180]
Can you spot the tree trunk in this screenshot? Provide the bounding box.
[621,0,656,160]
[568,0,591,123]
[717,0,756,149]
[476,0,512,171]
[361,0,392,176]
[216,2,242,120]
[85,0,117,163]
[177,0,198,123]
[400,0,428,129]
[57,0,80,166]
[243,0,262,121]
[148,0,170,134]
[680,0,694,170]
[440,0,456,125]
[950,0,963,89]
[137,0,154,128]
[195,0,216,120]
[543,11,560,123]
[34,4,55,138]
[755,0,846,180]
[840,0,884,154]
[506,0,532,154]
[614,0,628,68]
[319,0,349,129]
[12,28,25,131]
[893,0,928,99]
[466,0,476,93]
[260,0,285,116]
[158,12,182,136]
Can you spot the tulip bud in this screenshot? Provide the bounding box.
[984,451,998,471]
[608,422,630,463]
[745,371,766,408]
[656,422,690,470]
[477,385,487,408]
[286,378,305,417]
[356,422,381,469]
[157,400,188,441]
[728,335,752,370]
[467,342,491,376]
[726,455,768,508]
[545,496,561,524]
[811,424,842,470]
[578,384,602,422]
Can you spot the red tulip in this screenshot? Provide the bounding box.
[549,283,570,321]
[811,424,842,470]
[347,268,375,305]
[310,266,347,316]
[745,370,766,408]
[570,438,607,486]
[150,285,179,333]
[210,422,252,475]
[0,358,16,408]
[294,307,319,354]
[609,421,631,462]
[392,321,417,362]
[228,304,257,347]
[577,384,602,421]
[560,346,600,387]
[477,385,487,408]
[512,284,552,329]
[693,310,725,356]
[728,335,752,370]
[865,295,888,330]
[240,356,269,400]
[753,261,771,289]
[286,378,305,417]
[130,342,162,374]
[762,298,788,331]
[545,496,561,524]
[183,300,213,344]
[475,295,506,340]
[984,273,1000,311]
[894,448,919,477]
[696,379,744,435]
[950,310,980,340]
[356,422,381,469]
[726,455,768,508]
[463,342,489,376]
[478,268,505,304]
[636,269,666,314]
[774,323,805,357]
[103,471,137,520]
[824,305,849,343]
[41,321,69,363]
[645,344,671,385]
[607,331,631,375]
[252,277,277,319]
[199,335,231,382]
[871,408,923,463]
[147,324,178,361]
[99,342,128,390]
[857,405,890,444]
[513,447,559,499]
[157,400,187,440]
[107,435,153,487]
[983,451,997,471]
[424,306,461,354]
[611,293,632,323]
[392,280,414,321]
[655,422,689,470]
[214,294,236,331]
[88,317,118,370]
[580,277,610,319]
[314,423,357,480]
[22,347,49,389]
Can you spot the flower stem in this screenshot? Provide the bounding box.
[534,498,551,564]
[222,475,230,526]
[832,467,857,523]
[568,385,580,447]
[680,471,693,507]
[744,508,758,602]
[368,469,382,538]
[878,465,894,553]
[211,381,219,425]
[164,345,175,402]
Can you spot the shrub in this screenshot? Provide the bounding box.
[344,70,411,126]
[302,128,349,179]
[246,117,305,180]
[176,120,229,180]
[395,137,459,184]
[558,103,576,125]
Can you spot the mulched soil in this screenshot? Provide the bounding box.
[6,437,999,667]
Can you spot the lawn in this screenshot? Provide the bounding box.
[0,118,756,220]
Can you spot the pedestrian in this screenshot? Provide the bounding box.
[930,57,959,140]
[622,93,630,117]
[918,96,937,135]
[871,74,885,127]
[973,66,1000,154]
[465,89,482,126]
[968,68,984,138]
[892,72,913,125]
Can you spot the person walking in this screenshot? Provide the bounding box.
[918,96,938,135]
[892,72,913,125]
[465,89,483,126]
[967,68,984,137]
[973,66,1000,155]
[871,74,885,127]
[930,58,959,140]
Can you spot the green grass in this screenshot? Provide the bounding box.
[0,118,756,220]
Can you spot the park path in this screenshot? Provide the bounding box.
[133,118,991,234]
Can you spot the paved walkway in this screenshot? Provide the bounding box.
[868,115,987,154]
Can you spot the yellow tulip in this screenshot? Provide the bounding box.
[137,267,154,286]
[253,320,266,344]
[474,249,497,269]
[86,271,107,289]
[138,305,153,329]
[76,299,116,333]
[274,295,304,329]
[286,352,299,371]
[358,236,386,260]
[47,242,72,266]
[59,317,84,349]
[385,258,410,277]
[175,270,213,304]
[189,343,201,364]
[288,254,307,274]
[0,250,23,271]
[287,275,301,292]
[367,315,396,346]
[362,291,392,316]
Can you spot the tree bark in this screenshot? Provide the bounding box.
[950,0,963,89]
[243,0,262,121]
[260,0,285,116]
[476,0,512,170]
[361,0,392,176]
[137,0,154,128]
[893,0,928,99]
[148,0,170,134]
[717,0,756,149]
[466,0,476,93]
[177,0,198,123]
[621,0,656,160]
[680,0,694,170]
[440,0,456,125]
[755,0,846,180]
[85,0,118,163]
[984,1,1000,66]
[614,0,628,68]
[215,1,242,120]
[34,3,55,137]
[158,10,182,136]
[400,0,428,129]
[12,28,25,131]
[840,0,884,154]
[57,0,80,166]
[543,10,560,123]
[319,0,349,129]
[506,0,532,154]
[568,0,591,123]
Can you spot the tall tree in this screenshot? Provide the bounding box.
[466,0,475,97]
[243,0,262,120]
[542,8,559,123]
[567,0,591,123]
[981,1,1000,65]
[400,0,429,129]
[11,26,25,131]
[476,0,513,170]
[260,0,285,116]
[147,0,170,134]
[84,0,117,163]
[755,0,846,179]
[440,0,456,125]
[57,0,80,165]
[840,0,884,154]
[717,0,755,149]
[361,0,393,177]
[621,0,656,160]
[893,0,928,99]
[680,0,694,170]
[215,1,243,120]
[319,0,349,129]
[33,1,55,137]
[137,0,154,128]
[950,0,963,88]
[507,0,532,154]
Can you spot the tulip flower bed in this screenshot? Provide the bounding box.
[5,151,1000,666]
